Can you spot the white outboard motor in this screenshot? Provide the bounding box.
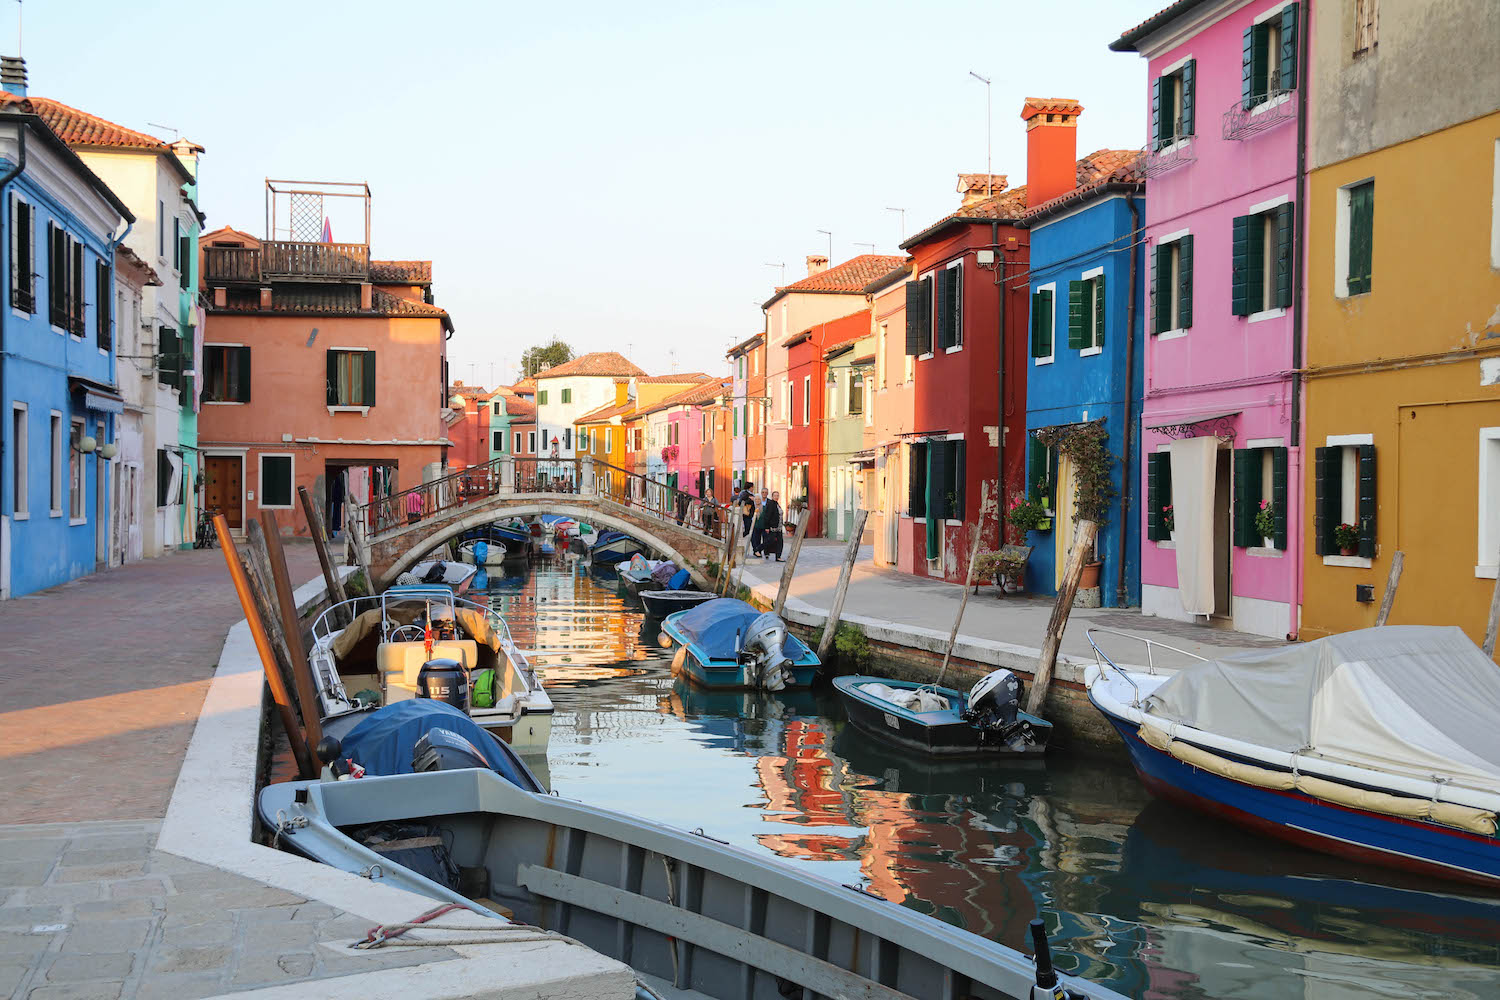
[740,612,793,691]
[967,669,1022,727]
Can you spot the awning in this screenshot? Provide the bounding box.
[69,376,125,415]
[1143,409,1240,439]
[848,449,876,466]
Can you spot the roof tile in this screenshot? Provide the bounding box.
[774,255,908,296]
[535,351,647,379]
[369,260,432,283]
[24,96,173,152]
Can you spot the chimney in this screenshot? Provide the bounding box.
[1,56,27,98]
[1020,97,1083,209]
[957,173,1009,208]
[805,255,828,277]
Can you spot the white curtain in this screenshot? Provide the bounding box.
[1170,437,1218,616]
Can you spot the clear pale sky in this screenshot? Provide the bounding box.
[26,0,1164,385]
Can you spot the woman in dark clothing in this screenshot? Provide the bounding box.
[756,491,784,560]
[737,482,756,547]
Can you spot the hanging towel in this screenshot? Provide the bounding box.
[1170,437,1218,616]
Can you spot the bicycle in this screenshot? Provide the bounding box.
[195,508,219,549]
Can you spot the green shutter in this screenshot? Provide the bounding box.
[1147,451,1171,541]
[157,450,172,506]
[1031,289,1053,357]
[1029,436,1046,503]
[1280,4,1299,92]
[949,441,965,521]
[1150,77,1163,150]
[908,442,926,517]
[360,351,377,405]
[1067,280,1085,350]
[1274,203,1294,308]
[929,439,952,520]
[159,327,180,388]
[1314,446,1343,555]
[1181,59,1196,136]
[1248,214,1266,312]
[1232,448,1256,547]
[1348,182,1374,295]
[1252,23,1270,103]
[236,346,252,402]
[1092,274,1106,348]
[1177,236,1194,329]
[1231,216,1251,316]
[934,269,952,350]
[1242,26,1256,109]
[1271,447,1288,549]
[1358,444,1377,558]
[918,276,933,354]
[925,444,940,559]
[904,280,921,354]
[326,351,339,405]
[1151,245,1164,334]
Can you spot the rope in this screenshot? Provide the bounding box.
[353,902,575,950]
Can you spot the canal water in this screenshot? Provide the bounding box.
[478,556,1500,1000]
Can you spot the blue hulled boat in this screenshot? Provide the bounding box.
[659,598,819,690]
[590,530,644,565]
[1086,625,1500,890]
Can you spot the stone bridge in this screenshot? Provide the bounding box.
[358,472,731,590]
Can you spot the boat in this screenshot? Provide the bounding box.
[307,584,553,754]
[457,539,507,567]
[1086,624,1500,890]
[259,766,1122,1000]
[457,524,530,563]
[659,598,819,690]
[590,530,645,565]
[393,559,477,595]
[618,557,675,598]
[833,672,1052,759]
[639,589,717,619]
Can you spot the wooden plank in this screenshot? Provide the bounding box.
[516,864,911,1000]
[1485,542,1500,660]
[936,483,991,689]
[1025,518,1100,718]
[817,509,870,663]
[1373,549,1404,627]
[258,511,325,758]
[774,515,811,617]
[298,486,349,624]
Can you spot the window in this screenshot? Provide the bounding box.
[11,404,26,517]
[1146,451,1173,541]
[561,388,572,404]
[904,276,933,355]
[732,406,739,436]
[782,377,791,422]
[1354,0,1378,55]
[1314,439,1377,560]
[528,431,536,453]
[203,346,251,402]
[493,400,501,416]
[157,327,181,388]
[46,223,85,335]
[157,201,164,257]
[877,323,887,388]
[904,350,914,383]
[1151,60,1196,148]
[1479,427,1500,577]
[1069,271,1106,354]
[563,427,572,451]
[514,431,523,453]
[95,258,111,349]
[1030,284,1055,363]
[849,372,863,415]
[802,376,810,426]
[1341,180,1374,296]
[68,418,85,521]
[539,390,548,405]
[1028,436,1056,510]
[1152,235,1194,334]
[325,349,376,407]
[606,427,613,453]
[259,454,293,508]
[11,196,34,313]
[1242,5,1298,109]
[49,411,62,515]
[935,264,962,350]
[931,439,965,521]
[828,374,838,419]
[492,430,504,452]
[173,218,181,273]
[1232,202,1294,316]
[1232,446,1288,549]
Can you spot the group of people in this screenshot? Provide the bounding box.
[732,483,786,561]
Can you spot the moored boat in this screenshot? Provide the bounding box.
[1086,625,1500,889]
[638,588,717,619]
[659,598,819,690]
[833,672,1051,759]
[590,530,645,565]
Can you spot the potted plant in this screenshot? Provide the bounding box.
[972,550,1006,588]
[973,549,1030,593]
[1254,500,1276,549]
[1079,558,1102,590]
[1007,496,1049,534]
[1033,479,1053,514]
[1162,504,1175,539]
[1334,522,1360,556]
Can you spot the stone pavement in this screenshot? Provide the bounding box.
[0,546,320,825]
[0,819,461,1000]
[739,538,1285,670]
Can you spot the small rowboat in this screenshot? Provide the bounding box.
[638,588,717,619]
[659,599,819,691]
[833,673,1051,759]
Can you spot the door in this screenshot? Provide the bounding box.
[883,451,899,561]
[204,455,243,529]
[1213,448,1232,619]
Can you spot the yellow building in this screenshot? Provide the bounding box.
[1301,1,1500,650]
[575,384,633,499]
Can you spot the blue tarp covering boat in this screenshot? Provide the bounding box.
[660,599,819,690]
[338,700,541,790]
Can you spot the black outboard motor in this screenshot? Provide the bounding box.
[962,669,1038,749]
[412,728,491,772]
[416,657,468,711]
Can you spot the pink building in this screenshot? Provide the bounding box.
[1114,0,1308,639]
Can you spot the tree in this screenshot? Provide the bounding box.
[520,338,575,377]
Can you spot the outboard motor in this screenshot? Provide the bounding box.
[412,728,491,772]
[416,658,469,711]
[963,669,1038,749]
[740,612,794,691]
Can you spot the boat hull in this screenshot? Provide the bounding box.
[1092,695,1500,890]
[639,590,716,619]
[834,676,1049,759]
[472,704,553,755]
[671,648,819,690]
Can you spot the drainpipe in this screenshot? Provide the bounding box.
[1117,195,1141,608]
[0,120,26,586]
[991,221,1005,541]
[1288,0,1311,640]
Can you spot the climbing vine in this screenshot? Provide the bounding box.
[1034,419,1115,525]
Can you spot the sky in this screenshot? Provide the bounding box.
[26,0,1165,386]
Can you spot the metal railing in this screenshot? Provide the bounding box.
[1222,88,1297,141]
[351,455,735,543]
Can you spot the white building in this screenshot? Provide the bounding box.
[533,352,645,484]
[111,245,158,565]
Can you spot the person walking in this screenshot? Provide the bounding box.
[737,482,756,551]
[749,487,769,556]
[756,491,784,561]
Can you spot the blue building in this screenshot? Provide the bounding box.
[0,61,133,597]
[1021,164,1144,606]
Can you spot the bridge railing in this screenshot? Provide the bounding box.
[352,455,736,543]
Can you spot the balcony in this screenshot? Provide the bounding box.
[1140,137,1195,178]
[204,240,371,285]
[1222,89,1297,141]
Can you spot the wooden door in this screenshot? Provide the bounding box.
[204,456,242,529]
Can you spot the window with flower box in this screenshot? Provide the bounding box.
[1232,446,1288,549]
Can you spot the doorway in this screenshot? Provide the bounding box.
[203,455,243,530]
[1213,447,1232,621]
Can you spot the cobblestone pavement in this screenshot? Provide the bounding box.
[0,546,320,825]
[0,820,460,1000]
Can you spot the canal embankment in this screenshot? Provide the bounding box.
[736,539,1285,751]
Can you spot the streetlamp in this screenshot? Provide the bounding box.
[969,71,993,198]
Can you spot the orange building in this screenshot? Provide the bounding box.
[444,380,493,471]
[197,213,453,538]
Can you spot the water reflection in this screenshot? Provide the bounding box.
[481,560,1500,1000]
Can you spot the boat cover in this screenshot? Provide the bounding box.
[669,599,812,662]
[668,568,691,590]
[1144,626,1500,788]
[652,563,677,586]
[858,682,951,713]
[338,700,538,789]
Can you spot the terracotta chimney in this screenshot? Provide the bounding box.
[1020,97,1083,209]
[806,255,829,277]
[957,173,1008,208]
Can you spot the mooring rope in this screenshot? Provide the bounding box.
[353,902,578,950]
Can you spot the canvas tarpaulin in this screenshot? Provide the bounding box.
[1144,625,1500,791]
[1169,437,1217,616]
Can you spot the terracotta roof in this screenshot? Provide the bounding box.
[726,333,764,357]
[637,372,713,384]
[505,396,536,419]
[1022,157,1145,223]
[202,226,260,247]
[904,149,1140,247]
[1112,0,1214,52]
[770,255,908,298]
[1020,97,1084,120]
[114,244,161,286]
[510,377,537,394]
[534,351,647,379]
[643,379,729,414]
[207,285,453,330]
[369,260,432,284]
[17,95,196,184]
[575,400,636,424]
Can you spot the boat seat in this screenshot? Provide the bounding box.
[378,640,480,690]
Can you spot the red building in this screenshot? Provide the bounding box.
[897,103,1131,581]
[444,381,492,470]
[785,311,866,536]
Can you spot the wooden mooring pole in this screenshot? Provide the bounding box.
[816,509,869,663]
[935,483,992,689]
[215,515,316,779]
[299,486,349,620]
[257,511,324,758]
[718,514,741,597]
[1025,518,1100,718]
[1374,550,1404,627]
[773,514,811,617]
